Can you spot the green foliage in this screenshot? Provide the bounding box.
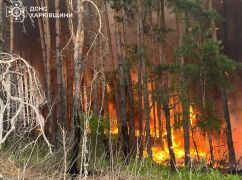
[166,0,221,23]
[110,0,135,19]
[196,100,222,131]
[87,115,110,140]
[153,0,241,135]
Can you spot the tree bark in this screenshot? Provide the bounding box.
[55,0,67,130]
[69,0,85,176]
[10,15,13,53]
[0,0,3,49]
[36,0,52,140]
[126,71,136,156]
[164,103,176,171]
[114,9,130,160]
[157,0,166,144]
[208,131,215,166]
[44,0,55,146]
[104,2,122,137]
[222,93,236,165]
[138,0,152,158]
[182,12,191,166]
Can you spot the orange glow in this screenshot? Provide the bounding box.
[108,79,228,164]
[190,106,196,126]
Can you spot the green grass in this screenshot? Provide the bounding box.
[122,158,242,180]
[1,138,242,180]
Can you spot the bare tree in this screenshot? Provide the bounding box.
[0,53,52,151]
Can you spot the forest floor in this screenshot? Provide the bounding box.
[0,155,52,179]
[1,141,242,180]
[1,153,242,180]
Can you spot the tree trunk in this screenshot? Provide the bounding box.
[126,72,136,157]
[121,16,136,157]
[182,12,191,166]
[114,10,130,160]
[157,0,166,145]
[138,47,143,159]
[0,0,3,49]
[40,0,55,145]
[55,0,67,130]
[36,0,51,139]
[104,2,122,137]
[69,1,85,176]
[10,16,13,53]
[164,103,176,171]
[222,93,236,165]
[138,0,152,158]
[208,131,215,166]
[191,126,200,161]
[151,82,157,138]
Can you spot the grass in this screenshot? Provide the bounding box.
[0,138,242,179]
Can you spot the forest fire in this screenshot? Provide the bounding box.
[142,106,207,164]
[109,103,209,164]
[1,0,242,178]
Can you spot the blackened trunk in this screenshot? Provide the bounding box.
[138,56,143,159]
[182,94,190,166]
[164,104,176,171]
[151,82,157,138]
[222,93,236,165]
[126,72,136,157]
[68,115,81,177]
[208,131,215,166]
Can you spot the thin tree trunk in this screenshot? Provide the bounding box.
[208,131,215,166]
[157,0,166,145]
[10,15,13,53]
[126,71,136,156]
[222,93,236,164]
[0,0,3,49]
[138,0,152,158]
[104,85,110,119]
[36,0,50,138]
[136,1,143,159]
[157,93,162,142]
[65,0,74,131]
[121,17,136,157]
[191,126,200,161]
[39,0,54,145]
[151,81,157,138]
[69,1,85,176]
[104,2,122,136]
[55,0,67,130]
[164,103,176,171]
[138,53,143,159]
[182,12,191,166]
[114,10,130,160]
